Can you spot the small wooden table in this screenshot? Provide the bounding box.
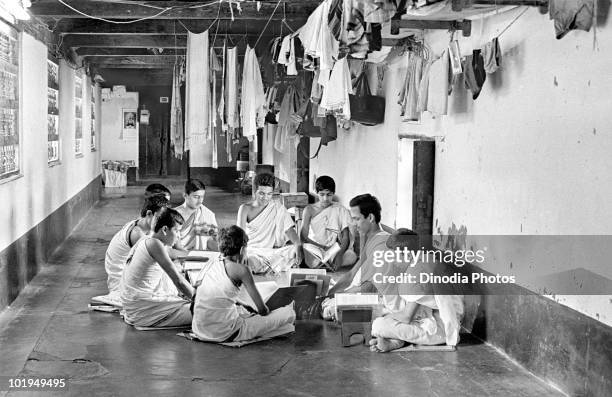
[337,305,374,347]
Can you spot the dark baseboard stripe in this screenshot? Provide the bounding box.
[464,263,612,397]
[0,175,101,311]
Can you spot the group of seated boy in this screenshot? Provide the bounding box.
[99,173,464,351]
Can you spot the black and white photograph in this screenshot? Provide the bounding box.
[122,110,137,129]
[0,1,610,397]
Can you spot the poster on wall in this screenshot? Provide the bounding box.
[121,108,137,141]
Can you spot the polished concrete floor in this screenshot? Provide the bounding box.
[0,186,565,397]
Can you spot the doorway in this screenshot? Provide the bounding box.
[396,139,435,245]
[138,86,188,178]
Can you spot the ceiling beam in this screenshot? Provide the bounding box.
[30,0,319,20]
[89,55,178,65]
[91,63,175,69]
[52,18,305,35]
[96,68,173,86]
[77,48,186,56]
[63,34,274,48]
[390,19,472,37]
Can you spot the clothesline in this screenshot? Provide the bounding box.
[496,6,530,38]
[254,0,283,47]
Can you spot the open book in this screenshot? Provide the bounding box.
[303,242,341,266]
[235,281,310,312]
[235,281,279,310]
[181,250,219,263]
[289,273,331,297]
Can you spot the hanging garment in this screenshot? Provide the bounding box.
[398,53,423,121]
[299,0,339,76]
[427,49,449,116]
[277,35,298,76]
[346,2,369,59]
[358,0,396,24]
[275,85,300,152]
[416,61,431,114]
[367,23,382,52]
[210,48,222,169]
[320,57,353,120]
[240,46,266,138]
[311,70,323,104]
[463,49,486,100]
[185,31,210,151]
[170,61,184,159]
[218,42,227,131]
[549,0,594,40]
[483,37,502,74]
[226,46,239,131]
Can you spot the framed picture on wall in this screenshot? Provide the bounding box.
[123,109,137,129]
[121,108,138,142]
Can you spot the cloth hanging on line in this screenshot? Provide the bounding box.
[427,48,449,116]
[170,61,184,160]
[416,60,431,114]
[277,35,298,76]
[549,0,594,40]
[482,37,502,74]
[299,0,339,78]
[210,48,222,169]
[185,30,210,150]
[226,46,239,131]
[218,42,227,132]
[225,46,239,163]
[275,84,299,152]
[240,45,266,138]
[463,49,486,100]
[319,56,352,120]
[398,53,423,122]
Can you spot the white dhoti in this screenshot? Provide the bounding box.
[192,258,295,342]
[235,304,295,341]
[372,294,464,346]
[247,246,296,274]
[120,237,192,327]
[303,203,355,269]
[371,311,446,346]
[243,200,297,273]
[174,203,218,251]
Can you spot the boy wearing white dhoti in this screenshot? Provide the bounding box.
[192,226,295,342]
[174,179,218,251]
[321,194,390,320]
[369,229,464,352]
[300,176,357,271]
[120,208,195,328]
[237,173,303,273]
[369,293,463,352]
[104,196,170,303]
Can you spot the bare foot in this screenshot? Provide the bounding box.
[375,337,405,352]
[369,338,380,352]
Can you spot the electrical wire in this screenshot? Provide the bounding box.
[497,6,529,38]
[254,0,282,47]
[55,0,219,25]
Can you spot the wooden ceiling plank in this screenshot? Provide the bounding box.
[77,47,186,56]
[64,34,274,48]
[30,1,318,20]
[53,18,306,35]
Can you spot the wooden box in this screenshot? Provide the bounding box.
[280,192,308,209]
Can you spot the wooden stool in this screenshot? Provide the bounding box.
[337,306,373,347]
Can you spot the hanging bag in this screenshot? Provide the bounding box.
[296,100,321,138]
[349,71,385,126]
